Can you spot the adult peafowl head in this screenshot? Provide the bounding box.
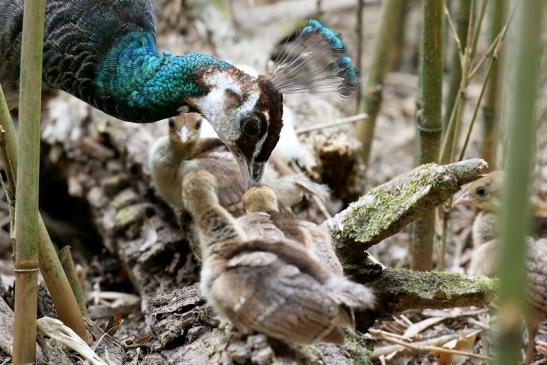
[188,19,360,186]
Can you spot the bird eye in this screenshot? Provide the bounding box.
[476,186,487,197]
[196,120,202,129]
[241,116,261,140]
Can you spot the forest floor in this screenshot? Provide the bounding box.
[0,0,546,364]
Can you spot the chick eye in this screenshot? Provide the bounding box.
[241,116,261,140]
[476,187,487,197]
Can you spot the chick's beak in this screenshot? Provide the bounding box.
[455,192,473,206]
[177,126,190,143]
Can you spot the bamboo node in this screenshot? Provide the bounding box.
[14,268,39,273]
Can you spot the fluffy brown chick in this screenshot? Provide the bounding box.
[456,172,547,363]
[148,114,327,215]
[240,186,343,275]
[455,171,502,247]
[149,113,203,207]
[182,170,374,344]
[149,113,249,213]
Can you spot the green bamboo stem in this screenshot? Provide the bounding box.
[441,1,517,164]
[0,86,89,345]
[443,0,472,133]
[480,0,506,170]
[354,0,364,112]
[356,0,404,166]
[0,87,17,199]
[441,0,473,167]
[12,0,46,361]
[496,1,544,364]
[410,0,443,271]
[0,87,90,345]
[59,246,87,317]
[387,1,409,72]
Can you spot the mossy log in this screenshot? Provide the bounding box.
[323,158,488,269]
[368,269,497,316]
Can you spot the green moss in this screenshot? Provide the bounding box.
[344,331,372,365]
[372,268,498,313]
[335,163,460,245]
[339,164,433,241]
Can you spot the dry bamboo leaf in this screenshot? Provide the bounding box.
[37,317,109,365]
[403,317,446,339]
[433,330,481,365]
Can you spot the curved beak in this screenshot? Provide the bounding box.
[233,153,265,188]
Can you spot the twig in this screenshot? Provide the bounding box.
[296,113,368,134]
[370,328,491,361]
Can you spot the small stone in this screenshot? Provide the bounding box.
[101,175,129,196]
[226,340,251,364]
[186,326,208,343]
[111,189,139,210]
[114,204,147,231]
[251,347,273,365]
[87,186,107,208]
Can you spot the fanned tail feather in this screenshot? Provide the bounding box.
[269,19,360,97]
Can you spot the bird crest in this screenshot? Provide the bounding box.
[269,19,360,97]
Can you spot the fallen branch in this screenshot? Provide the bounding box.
[323,159,488,269]
[369,268,497,315]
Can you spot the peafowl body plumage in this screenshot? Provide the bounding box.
[0,2,359,185]
[0,0,233,122]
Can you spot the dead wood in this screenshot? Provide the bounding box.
[323,159,488,271]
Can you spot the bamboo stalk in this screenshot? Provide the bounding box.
[480,0,506,170]
[356,0,404,167]
[496,1,544,364]
[442,0,472,153]
[59,246,87,317]
[355,0,364,113]
[387,0,409,72]
[12,0,47,361]
[443,0,472,129]
[410,0,443,271]
[0,90,89,347]
[0,86,90,344]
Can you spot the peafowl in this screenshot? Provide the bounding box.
[0,1,359,185]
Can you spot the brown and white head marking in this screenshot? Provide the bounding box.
[189,68,283,186]
[188,20,358,187]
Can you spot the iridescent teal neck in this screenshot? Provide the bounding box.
[95,32,231,122]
